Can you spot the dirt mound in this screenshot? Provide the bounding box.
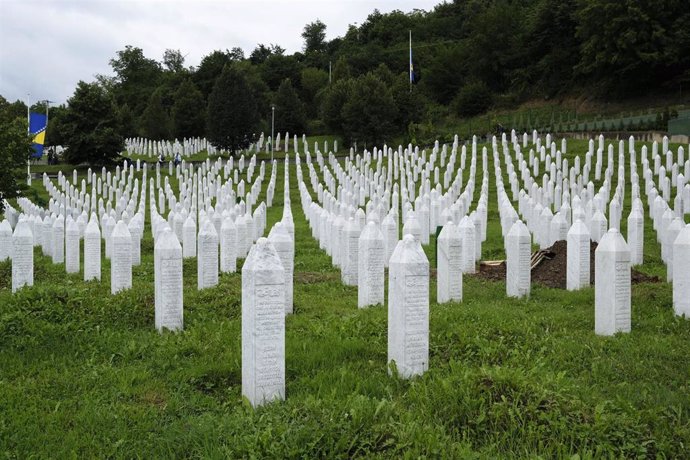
[474,240,660,289]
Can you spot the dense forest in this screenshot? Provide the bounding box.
[2,0,689,159]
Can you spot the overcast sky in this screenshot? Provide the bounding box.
[0,0,442,105]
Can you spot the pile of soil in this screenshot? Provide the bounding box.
[474,240,660,289]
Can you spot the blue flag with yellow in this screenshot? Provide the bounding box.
[29,112,47,158]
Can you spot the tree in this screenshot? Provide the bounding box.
[249,43,284,65]
[451,80,492,117]
[574,0,688,96]
[62,81,124,166]
[0,99,32,214]
[261,54,302,91]
[332,56,351,82]
[341,73,395,146]
[163,49,185,73]
[109,45,162,116]
[139,87,172,140]
[194,50,233,101]
[319,78,352,135]
[274,79,307,134]
[44,104,69,147]
[302,20,327,54]
[206,65,260,154]
[300,67,329,118]
[390,72,426,131]
[172,79,206,139]
[228,47,245,61]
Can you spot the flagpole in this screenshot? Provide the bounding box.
[409,30,412,93]
[26,93,31,185]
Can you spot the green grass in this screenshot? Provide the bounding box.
[1,138,689,457]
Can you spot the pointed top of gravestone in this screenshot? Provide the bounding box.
[596,228,629,253]
[360,220,384,240]
[199,219,217,237]
[0,219,11,234]
[13,220,32,238]
[675,224,690,246]
[112,220,131,238]
[242,237,283,273]
[390,233,428,265]
[66,218,79,234]
[569,219,590,236]
[438,219,460,240]
[85,218,100,236]
[156,227,182,253]
[507,219,530,237]
[268,221,291,242]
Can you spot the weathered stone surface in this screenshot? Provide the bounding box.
[358,221,385,308]
[12,220,33,293]
[595,228,631,336]
[84,217,101,281]
[268,222,294,314]
[567,219,590,290]
[155,229,184,332]
[388,234,429,379]
[111,221,132,294]
[242,237,285,407]
[506,220,531,298]
[437,220,463,303]
[197,220,219,290]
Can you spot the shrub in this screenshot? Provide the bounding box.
[452,81,492,117]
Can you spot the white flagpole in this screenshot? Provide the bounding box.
[409,30,412,93]
[26,93,31,185]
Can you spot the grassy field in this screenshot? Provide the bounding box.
[1,138,689,457]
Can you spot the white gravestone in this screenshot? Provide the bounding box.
[437,220,463,303]
[382,213,398,268]
[268,222,294,314]
[220,216,237,274]
[12,221,33,292]
[358,221,385,308]
[84,218,101,281]
[388,234,429,379]
[111,221,132,294]
[341,218,360,286]
[459,215,476,273]
[65,219,80,274]
[595,228,631,336]
[673,224,690,317]
[197,220,219,289]
[182,216,196,258]
[567,219,591,290]
[0,220,12,261]
[155,229,184,332]
[52,215,65,264]
[242,238,286,407]
[627,206,644,266]
[128,219,142,266]
[506,220,531,298]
